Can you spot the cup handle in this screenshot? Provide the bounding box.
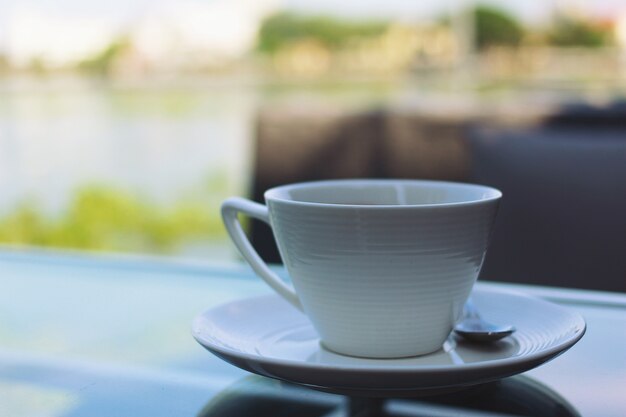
[221,197,303,311]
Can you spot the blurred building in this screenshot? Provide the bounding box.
[128,0,278,73]
[617,12,626,50]
[271,23,457,77]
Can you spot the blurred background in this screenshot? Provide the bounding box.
[0,0,625,290]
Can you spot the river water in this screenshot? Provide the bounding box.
[0,77,259,214]
[0,75,403,258]
[1,75,592,258]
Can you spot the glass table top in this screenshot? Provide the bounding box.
[1,249,625,417]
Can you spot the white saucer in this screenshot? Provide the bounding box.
[192,284,585,397]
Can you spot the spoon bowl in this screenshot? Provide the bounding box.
[454,299,516,342]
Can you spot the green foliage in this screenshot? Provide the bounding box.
[474,5,524,49]
[257,12,389,54]
[0,185,226,254]
[0,202,51,246]
[78,38,130,75]
[548,17,612,47]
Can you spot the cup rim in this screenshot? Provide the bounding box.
[264,179,502,209]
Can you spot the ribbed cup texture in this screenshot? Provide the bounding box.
[268,201,499,358]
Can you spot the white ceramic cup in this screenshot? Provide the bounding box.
[222,179,501,358]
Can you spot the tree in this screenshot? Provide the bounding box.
[256,12,388,54]
[78,38,130,75]
[548,17,612,47]
[474,5,524,50]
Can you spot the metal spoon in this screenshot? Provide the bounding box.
[454,299,515,342]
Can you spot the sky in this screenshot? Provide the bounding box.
[1,0,625,54]
[0,0,625,24]
[287,0,626,21]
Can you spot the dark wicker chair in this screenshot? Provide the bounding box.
[248,102,626,292]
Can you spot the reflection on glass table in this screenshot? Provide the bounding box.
[0,249,625,417]
[198,374,580,417]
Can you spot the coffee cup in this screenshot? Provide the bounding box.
[221,179,501,358]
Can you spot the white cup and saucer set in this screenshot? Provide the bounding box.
[192,179,586,396]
